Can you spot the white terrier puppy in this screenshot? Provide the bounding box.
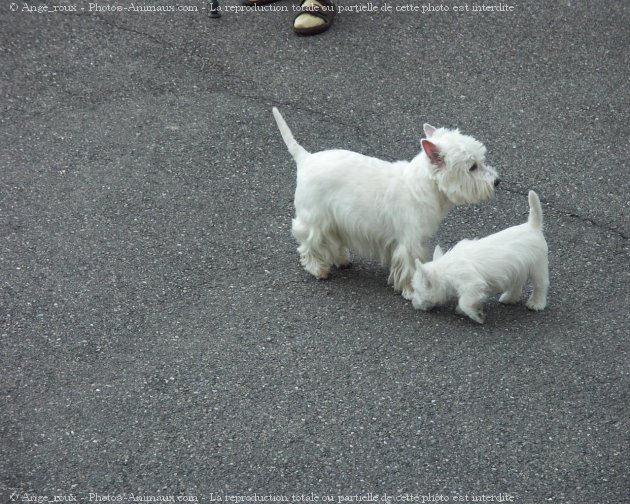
[411,190,549,323]
[272,107,500,298]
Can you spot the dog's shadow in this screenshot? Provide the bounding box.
[426,296,553,329]
[325,261,396,293]
[292,260,552,331]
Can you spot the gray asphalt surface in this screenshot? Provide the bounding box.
[1,0,629,502]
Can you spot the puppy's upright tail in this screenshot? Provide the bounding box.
[527,190,543,230]
[272,107,309,162]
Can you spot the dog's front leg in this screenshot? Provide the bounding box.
[457,293,486,324]
[389,244,420,298]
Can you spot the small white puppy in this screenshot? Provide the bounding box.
[272,107,500,298]
[412,191,549,323]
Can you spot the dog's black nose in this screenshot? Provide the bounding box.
[494,178,501,188]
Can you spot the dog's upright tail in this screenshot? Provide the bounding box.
[527,190,543,230]
[272,107,309,162]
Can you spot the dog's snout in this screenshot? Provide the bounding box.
[494,178,501,188]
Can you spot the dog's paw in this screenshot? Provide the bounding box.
[402,287,414,300]
[458,305,485,324]
[499,292,520,304]
[318,267,331,280]
[301,256,331,280]
[526,298,546,311]
[469,310,485,324]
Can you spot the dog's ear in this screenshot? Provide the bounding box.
[433,245,444,260]
[423,123,436,138]
[414,258,423,270]
[422,270,432,290]
[421,139,444,167]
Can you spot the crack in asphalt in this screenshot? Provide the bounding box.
[499,185,628,241]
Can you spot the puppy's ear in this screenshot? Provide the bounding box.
[421,139,444,167]
[433,245,444,260]
[422,270,432,290]
[423,123,436,138]
[415,262,432,289]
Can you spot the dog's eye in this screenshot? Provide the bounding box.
[469,163,478,172]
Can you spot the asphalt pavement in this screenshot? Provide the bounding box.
[1,1,629,502]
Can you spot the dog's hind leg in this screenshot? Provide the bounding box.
[292,218,333,279]
[526,257,549,311]
[499,286,523,304]
[332,247,352,269]
[328,230,352,269]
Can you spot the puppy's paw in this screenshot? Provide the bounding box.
[458,304,485,324]
[469,310,485,324]
[526,298,546,311]
[499,292,520,304]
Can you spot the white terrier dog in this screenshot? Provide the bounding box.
[411,190,549,323]
[272,107,500,298]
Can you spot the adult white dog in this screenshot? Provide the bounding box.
[273,107,500,298]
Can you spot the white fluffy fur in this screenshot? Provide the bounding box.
[272,107,500,298]
[411,191,549,323]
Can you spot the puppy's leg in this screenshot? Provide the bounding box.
[526,256,549,311]
[499,285,523,304]
[292,218,332,279]
[457,293,486,324]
